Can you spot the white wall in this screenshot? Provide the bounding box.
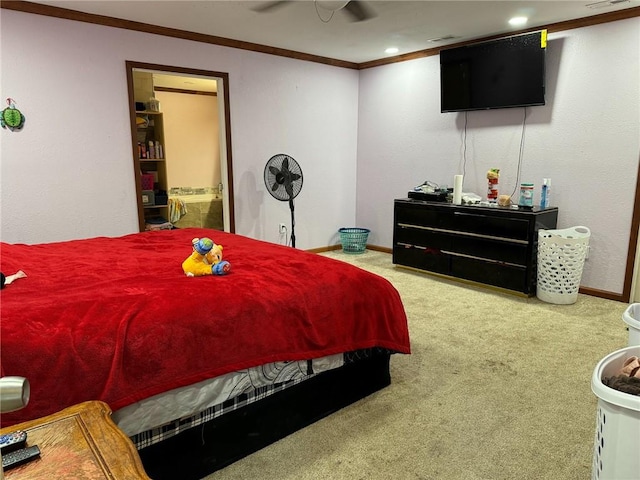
[357,18,640,294]
[0,10,359,248]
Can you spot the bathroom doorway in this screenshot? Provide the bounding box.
[126,61,235,233]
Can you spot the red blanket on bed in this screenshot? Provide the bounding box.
[0,229,409,426]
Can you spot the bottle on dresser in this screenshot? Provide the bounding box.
[540,178,551,208]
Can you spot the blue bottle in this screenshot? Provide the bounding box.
[540,178,551,208]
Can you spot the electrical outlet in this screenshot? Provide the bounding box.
[278,223,286,234]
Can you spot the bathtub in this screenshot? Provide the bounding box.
[170,193,220,203]
[169,193,223,230]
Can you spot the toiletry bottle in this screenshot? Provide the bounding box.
[541,178,551,208]
[148,96,160,112]
[519,183,534,207]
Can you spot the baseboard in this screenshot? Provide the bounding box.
[307,244,391,254]
[365,244,392,254]
[578,286,625,303]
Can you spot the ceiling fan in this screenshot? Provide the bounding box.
[252,1,376,23]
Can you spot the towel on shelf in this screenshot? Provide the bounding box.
[168,198,188,223]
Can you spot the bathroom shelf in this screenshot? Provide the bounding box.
[134,111,168,230]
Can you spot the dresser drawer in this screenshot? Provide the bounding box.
[449,235,529,266]
[450,255,528,293]
[395,204,444,228]
[394,225,452,250]
[444,211,530,241]
[396,204,532,242]
[393,244,450,275]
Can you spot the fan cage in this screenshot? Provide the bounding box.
[264,155,303,202]
[339,227,370,254]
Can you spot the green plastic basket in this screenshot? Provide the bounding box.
[339,227,370,254]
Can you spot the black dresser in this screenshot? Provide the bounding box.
[393,199,558,295]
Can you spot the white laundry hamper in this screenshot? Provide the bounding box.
[622,303,640,346]
[536,226,590,304]
[590,345,640,480]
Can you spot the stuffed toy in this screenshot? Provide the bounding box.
[182,237,230,277]
[0,270,26,289]
[486,168,500,202]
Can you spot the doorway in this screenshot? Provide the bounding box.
[126,61,235,233]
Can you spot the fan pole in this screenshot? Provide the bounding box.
[289,198,296,248]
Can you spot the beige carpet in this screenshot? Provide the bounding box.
[204,250,629,480]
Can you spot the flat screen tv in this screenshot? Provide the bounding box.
[440,30,547,113]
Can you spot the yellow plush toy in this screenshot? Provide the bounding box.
[182,237,231,276]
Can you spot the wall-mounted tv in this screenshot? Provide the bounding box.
[440,30,547,113]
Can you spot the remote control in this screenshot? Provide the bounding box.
[0,430,27,454]
[1,445,40,470]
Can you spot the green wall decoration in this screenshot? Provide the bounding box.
[1,98,26,131]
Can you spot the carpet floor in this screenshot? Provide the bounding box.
[203,250,629,480]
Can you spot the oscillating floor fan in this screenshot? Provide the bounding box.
[264,154,303,247]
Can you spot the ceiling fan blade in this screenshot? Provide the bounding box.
[290,173,301,182]
[282,156,290,171]
[343,1,375,22]
[271,181,281,192]
[251,1,291,13]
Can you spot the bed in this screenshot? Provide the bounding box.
[0,228,410,479]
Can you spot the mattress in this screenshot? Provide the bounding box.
[121,348,392,449]
[114,353,344,442]
[137,350,394,480]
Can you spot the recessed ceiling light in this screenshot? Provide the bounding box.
[385,47,399,54]
[509,16,528,26]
